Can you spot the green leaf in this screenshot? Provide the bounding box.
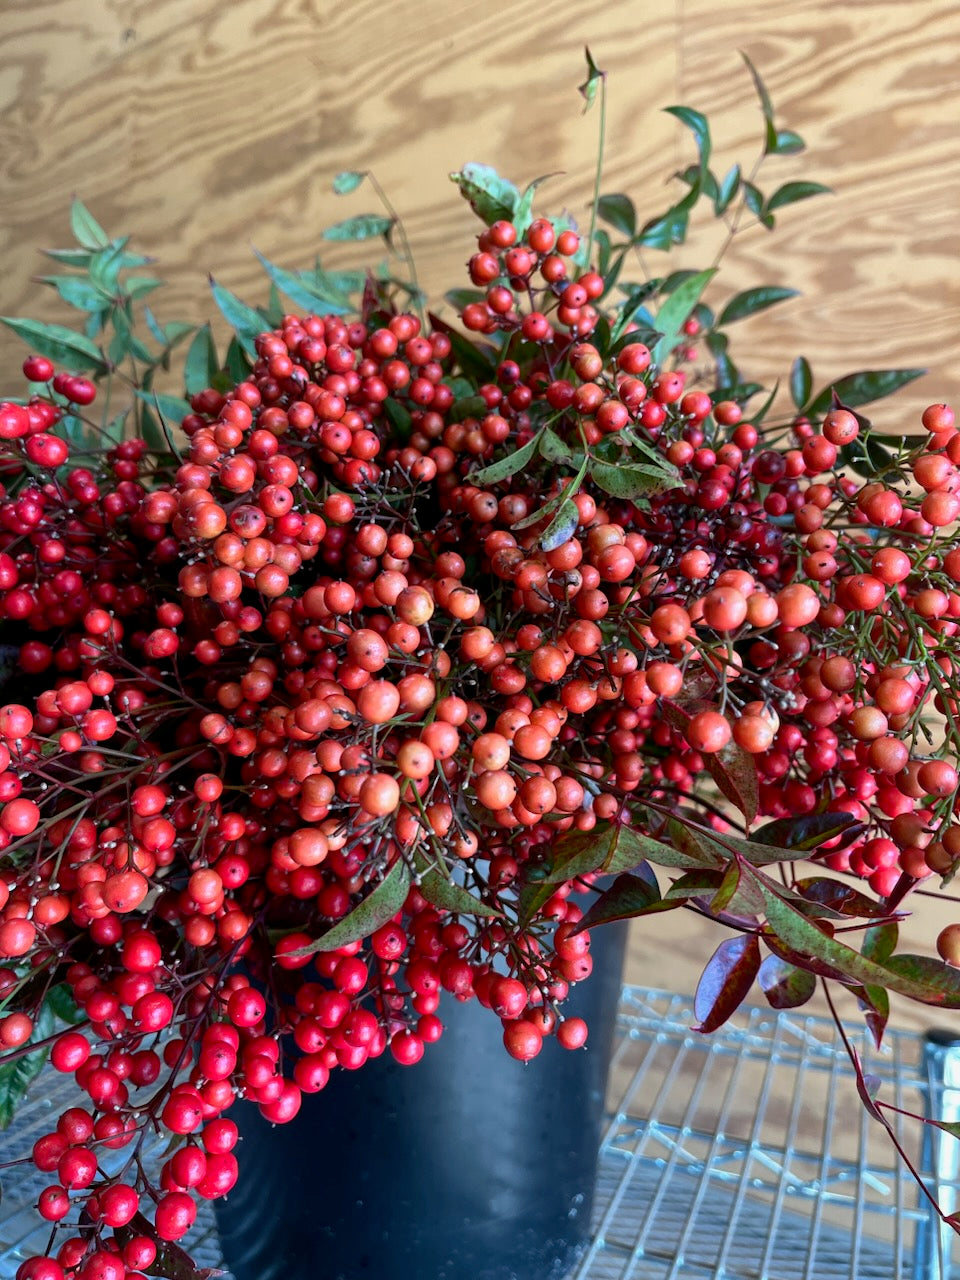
[742,180,774,228]
[545,820,723,889]
[0,1003,54,1128]
[43,246,93,268]
[142,307,167,346]
[333,170,366,195]
[757,878,960,1007]
[427,313,497,382]
[597,193,636,238]
[709,860,765,917]
[539,498,580,552]
[291,860,411,956]
[578,45,605,110]
[264,283,284,327]
[138,404,168,454]
[0,317,106,373]
[449,163,519,225]
[805,368,927,419]
[664,105,712,176]
[650,268,717,365]
[252,248,351,315]
[208,279,267,358]
[382,397,413,443]
[634,188,696,250]
[183,324,218,396]
[413,851,500,918]
[694,935,760,1032]
[609,281,660,343]
[660,701,758,824]
[162,321,194,349]
[514,174,557,237]
[718,286,799,326]
[37,275,107,311]
[539,426,577,466]
[322,214,394,242]
[448,395,488,424]
[445,288,486,312]
[569,869,678,936]
[223,334,251,384]
[862,921,899,965]
[753,811,858,853]
[124,276,162,300]
[740,51,778,155]
[69,198,110,250]
[470,429,542,486]
[715,164,742,216]
[589,459,678,499]
[45,983,84,1025]
[757,955,816,1009]
[790,355,813,410]
[765,181,832,213]
[88,244,126,296]
[771,128,806,155]
[135,391,191,426]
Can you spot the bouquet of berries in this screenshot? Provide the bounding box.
[1,52,959,1280]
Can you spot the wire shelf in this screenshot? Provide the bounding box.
[1,986,959,1280]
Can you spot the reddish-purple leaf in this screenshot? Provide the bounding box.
[663,700,758,823]
[850,1047,885,1122]
[757,877,960,1008]
[794,876,894,919]
[117,1214,224,1280]
[754,812,860,852]
[569,869,678,936]
[694,934,761,1032]
[852,983,890,1050]
[757,954,816,1009]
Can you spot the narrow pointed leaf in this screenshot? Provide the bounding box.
[1,317,106,373]
[805,368,927,419]
[539,499,580,552]
[252,248,351,314]
[322,214,394,242]
[757,878,960,1007]
[790,355,813,410]
[740,51,778,154]
[650,269,716,365]
[718,286,799,326]
[69,198,110,250]
[184,324,219,396]
[412,849,500,918]
[589,460,678,499]
[291,860,411,955]
[664,105,711,174]
[470,429,542,485]
[208,279,267,357]
[765,181,832,213]
[715,164,741,216]
[578,46,605,109]
[568,867,671,936]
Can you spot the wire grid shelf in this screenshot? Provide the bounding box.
[1,985,959,1280]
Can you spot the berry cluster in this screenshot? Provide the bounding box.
[1,191,960,1277]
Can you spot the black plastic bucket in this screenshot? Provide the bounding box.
[214,921,626,1280]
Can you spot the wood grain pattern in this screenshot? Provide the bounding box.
[1,1,959,1026]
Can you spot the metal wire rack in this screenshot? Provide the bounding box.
[1,985,959,1280]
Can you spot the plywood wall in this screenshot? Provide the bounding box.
[1,0,958,411]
